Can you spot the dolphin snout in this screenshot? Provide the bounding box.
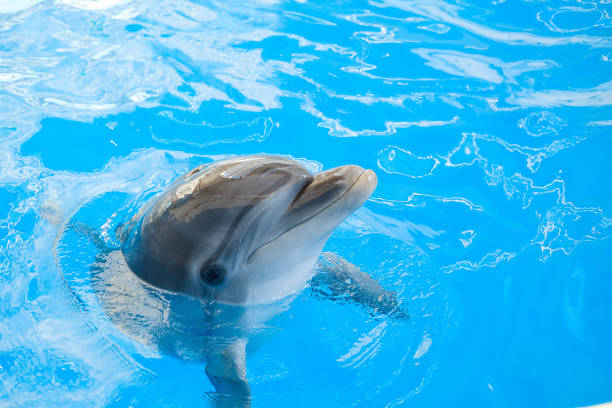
[290,165,364,211]
[353,168,377,196]
[282,164,377,230]
[246,162,377,269]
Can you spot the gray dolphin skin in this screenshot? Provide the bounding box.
[122,155,377,305]
[106,155,403,407]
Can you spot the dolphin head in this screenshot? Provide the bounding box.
[123,155,377,305]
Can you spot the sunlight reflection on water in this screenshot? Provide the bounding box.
[1,0,611,406]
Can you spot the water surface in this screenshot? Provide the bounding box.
[1,0,611,406]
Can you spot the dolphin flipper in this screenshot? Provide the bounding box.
[205,338,251,408]
[310,252,408,320]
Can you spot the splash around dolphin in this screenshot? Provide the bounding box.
[81,155,405,406]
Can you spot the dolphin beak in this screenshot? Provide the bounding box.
[281,164,378,231]
[246,164,377,264]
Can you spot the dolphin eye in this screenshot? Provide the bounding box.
[199,263,225,286]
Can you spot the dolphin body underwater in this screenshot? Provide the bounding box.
[79,155,406,406]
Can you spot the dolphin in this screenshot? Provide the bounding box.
[122,155,377,304]
[84,155,405,407]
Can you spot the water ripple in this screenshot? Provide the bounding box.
[508,79,612,108]
[373,0,612,47]
[0,0,611,405]
[413,48,558,84]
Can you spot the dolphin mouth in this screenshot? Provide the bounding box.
[285,166,375,230]
[247,165,377,262]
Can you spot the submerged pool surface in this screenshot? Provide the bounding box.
[1,0,611,406]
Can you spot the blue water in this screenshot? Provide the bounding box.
[1,0,611,406]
